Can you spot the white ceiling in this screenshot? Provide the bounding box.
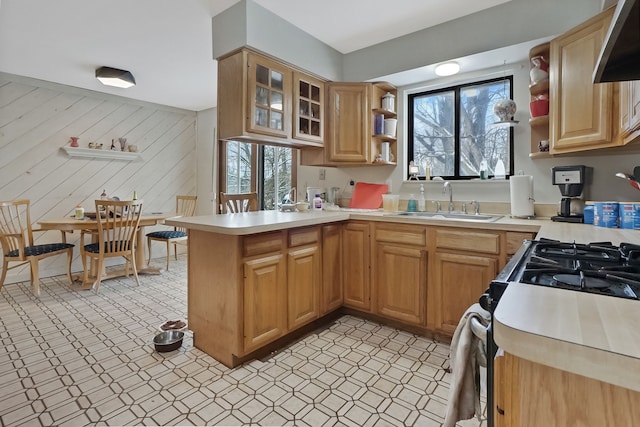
[0,0,515,111]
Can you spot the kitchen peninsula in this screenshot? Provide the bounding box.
[168,209,640,424]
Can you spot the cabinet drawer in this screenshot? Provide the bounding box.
[288,226,320,247]
[506,232,534,255]
[243,232,283,258]
[436,229,500,254]
[374,223,427,247]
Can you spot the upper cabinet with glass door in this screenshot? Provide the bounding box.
[247,53,290,138]
[217,48,325,148]
[293,72,324,145]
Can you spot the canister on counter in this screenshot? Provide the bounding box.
[619,202,640,229]
[593,201,619,228]
[583,202,594,224]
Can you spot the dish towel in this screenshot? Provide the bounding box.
[443,303,491,427]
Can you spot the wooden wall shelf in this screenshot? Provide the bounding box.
[61,146,142,161]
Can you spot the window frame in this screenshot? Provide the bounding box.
[218,140,297,211]
[407,76,515,181]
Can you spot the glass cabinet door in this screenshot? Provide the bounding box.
[293,72,324,144]
[247,53,290,138]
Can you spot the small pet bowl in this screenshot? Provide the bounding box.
[153,330,184,353]
[296,202,309,212]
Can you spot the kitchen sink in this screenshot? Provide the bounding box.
[386,211,503,222]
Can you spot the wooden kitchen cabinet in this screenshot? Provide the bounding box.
[243,232,287,353]
[374,223,427,326]
[495,351,640,426]
[321,224,342,314]
[300,82,397,166]
[429,228,500,335]
[293,71,325,144]
[287,227,321,330]
[549,8,616,154]
[342,221,371,311]
[619,80,640,145]
[327,82,371,163]
[217,48,324,148]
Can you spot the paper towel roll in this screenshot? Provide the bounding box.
[510,175,534,217]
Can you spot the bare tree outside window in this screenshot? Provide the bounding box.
[261,145,293,210]
[222,140,295,210]
[409,77,514,180]
[225,141,253,193]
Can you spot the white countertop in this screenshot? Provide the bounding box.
[167,208,639,244]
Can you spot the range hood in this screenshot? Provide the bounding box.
[593,0,640,82]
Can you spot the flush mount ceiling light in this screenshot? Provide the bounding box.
[434,62,460,76]
[95,66,136,88]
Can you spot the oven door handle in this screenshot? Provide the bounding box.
[469,315,488,346]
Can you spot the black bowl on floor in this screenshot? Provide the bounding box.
[153,330,184,352]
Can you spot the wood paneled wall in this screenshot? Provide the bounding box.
[0,73,197,284]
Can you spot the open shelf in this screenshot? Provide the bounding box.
[61,146,142,161]
[529,80,549,96]
[529,41,551,158]
[529,151,552,159]
[529,115,549,126]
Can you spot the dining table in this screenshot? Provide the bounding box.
[38,212,177,289]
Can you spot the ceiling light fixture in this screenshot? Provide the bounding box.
[95,66,136,88]
[434,62,460,76]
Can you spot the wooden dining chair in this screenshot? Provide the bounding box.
[219,192,258,214]
[0,199,74,297]
[146,195,197,271]
[80,199,143,293]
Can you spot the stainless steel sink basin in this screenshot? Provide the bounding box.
[386,211,503,222]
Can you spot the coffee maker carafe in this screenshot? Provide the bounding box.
[551,165,588,223]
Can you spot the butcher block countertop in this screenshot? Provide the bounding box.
[167,209,640,389]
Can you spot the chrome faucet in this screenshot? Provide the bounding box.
[469,200,480,215]
[443,181,454,212]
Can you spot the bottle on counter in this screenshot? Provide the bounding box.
[480,159,488,180]
[312,194,323,211]
[407,194,417,212]
[418,184,426,212]
[133,190,138,200]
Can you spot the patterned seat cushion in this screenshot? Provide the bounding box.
[5,243,74,258]
[146,230,187,240]
[84,241,132,254]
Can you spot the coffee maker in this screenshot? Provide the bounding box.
[551,165,588,223]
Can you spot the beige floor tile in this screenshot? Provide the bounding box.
[0,255,488,427]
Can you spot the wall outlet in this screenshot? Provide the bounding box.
[319,168,326,180]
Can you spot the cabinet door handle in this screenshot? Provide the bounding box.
[496,406,505,415]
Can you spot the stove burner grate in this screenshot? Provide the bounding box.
[552,273,612,289]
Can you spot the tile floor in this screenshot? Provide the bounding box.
[0,256,485,427]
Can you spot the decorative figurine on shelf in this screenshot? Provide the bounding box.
[530,55,549,84]
[69,136,79,147]
[110,139,117,151]
[118,138,127,151]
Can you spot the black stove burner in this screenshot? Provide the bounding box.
[510,239,640,300]
[534,241,621,263]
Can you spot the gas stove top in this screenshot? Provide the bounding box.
[490,239,640,305]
